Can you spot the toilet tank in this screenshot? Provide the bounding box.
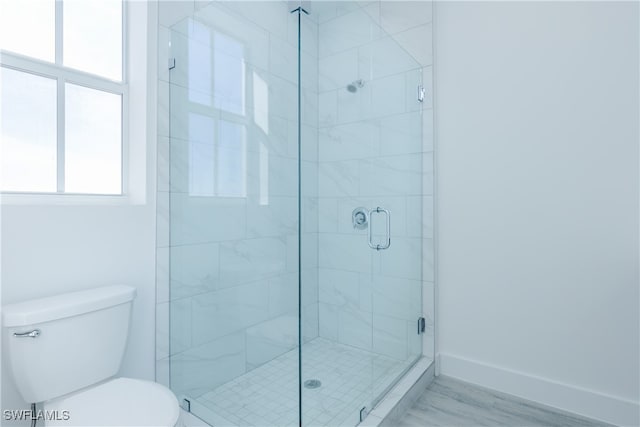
[2,285,136,403]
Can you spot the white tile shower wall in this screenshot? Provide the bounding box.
[155,1,320,398]
[316,1,434,361]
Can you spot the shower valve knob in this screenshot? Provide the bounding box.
[352,207,369,230]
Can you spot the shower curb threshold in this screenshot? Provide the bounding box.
[358,357,435,427]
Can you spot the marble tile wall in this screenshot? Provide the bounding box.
[315,1,435,362]
[155,0,319,399]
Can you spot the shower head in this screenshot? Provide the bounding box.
[346,79,365,93]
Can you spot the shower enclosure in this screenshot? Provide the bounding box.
[156,2,434,426]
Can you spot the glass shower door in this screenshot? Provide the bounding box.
[367,65,424,409]
[301,2,424,425]
[165,2,301,425]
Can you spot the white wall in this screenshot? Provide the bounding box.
[1,204,157,409]
[434,2,639,426]
[0,1,157,421]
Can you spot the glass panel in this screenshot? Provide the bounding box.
[304,3,424,425]
[303,4,382,424]
[213,32,245,115]
[216,120,246,197]
[165,2,298,426]
[63,0,122,80]
[365,41,424,427]
[0,0,55,62]
[65,83,122,194]
[366,65,425,402]
[187,113,215,196]
[187,19,212,106]
[0,67,57,192]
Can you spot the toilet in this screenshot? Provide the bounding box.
[2,285,180,426]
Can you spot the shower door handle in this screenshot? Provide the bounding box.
[368,207,391,250]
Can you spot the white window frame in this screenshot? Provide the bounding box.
[0,0,129,198]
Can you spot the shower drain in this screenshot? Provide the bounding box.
[304,379,322,389]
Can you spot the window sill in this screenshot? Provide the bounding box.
[0,192,137,206]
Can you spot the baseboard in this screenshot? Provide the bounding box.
[439,353,639,427]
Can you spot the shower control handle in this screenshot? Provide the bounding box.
[368,207,391,251]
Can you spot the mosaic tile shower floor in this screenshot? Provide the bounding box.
[192,338,416,427]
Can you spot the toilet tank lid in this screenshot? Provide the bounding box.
[2,285,136,327]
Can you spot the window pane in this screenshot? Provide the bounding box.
[0,0,55,62]
[213,33,245,114]
[1,67,57,192]
[188,113,215,197]
[65,83,122,194]
[188,19,212,106]
[217,120,246,197]
[63,0,122,80]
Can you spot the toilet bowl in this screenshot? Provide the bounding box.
[2,286,180,427]
[44,378,179,427]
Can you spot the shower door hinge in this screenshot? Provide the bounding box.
[417,317,426,335]
[417,85,425,103]
[168,58,176,70]
[359,406,369,423]
[181,398,191,412]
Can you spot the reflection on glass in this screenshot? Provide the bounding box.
[182,27,248,199]
[0,0,55,62]
[188,113,215,197]
[63,0,122,80]
[65,83,122,194]
[188,19,212,105]
[253,71,269,134]
[259,140,269,206]
[217,120,246,197]
[214,32,245,115]
[0,67,57,192]
[186,116,246,198]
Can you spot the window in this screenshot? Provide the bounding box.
[0,0,125,195]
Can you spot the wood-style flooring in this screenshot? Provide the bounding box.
[396,376,611,427]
